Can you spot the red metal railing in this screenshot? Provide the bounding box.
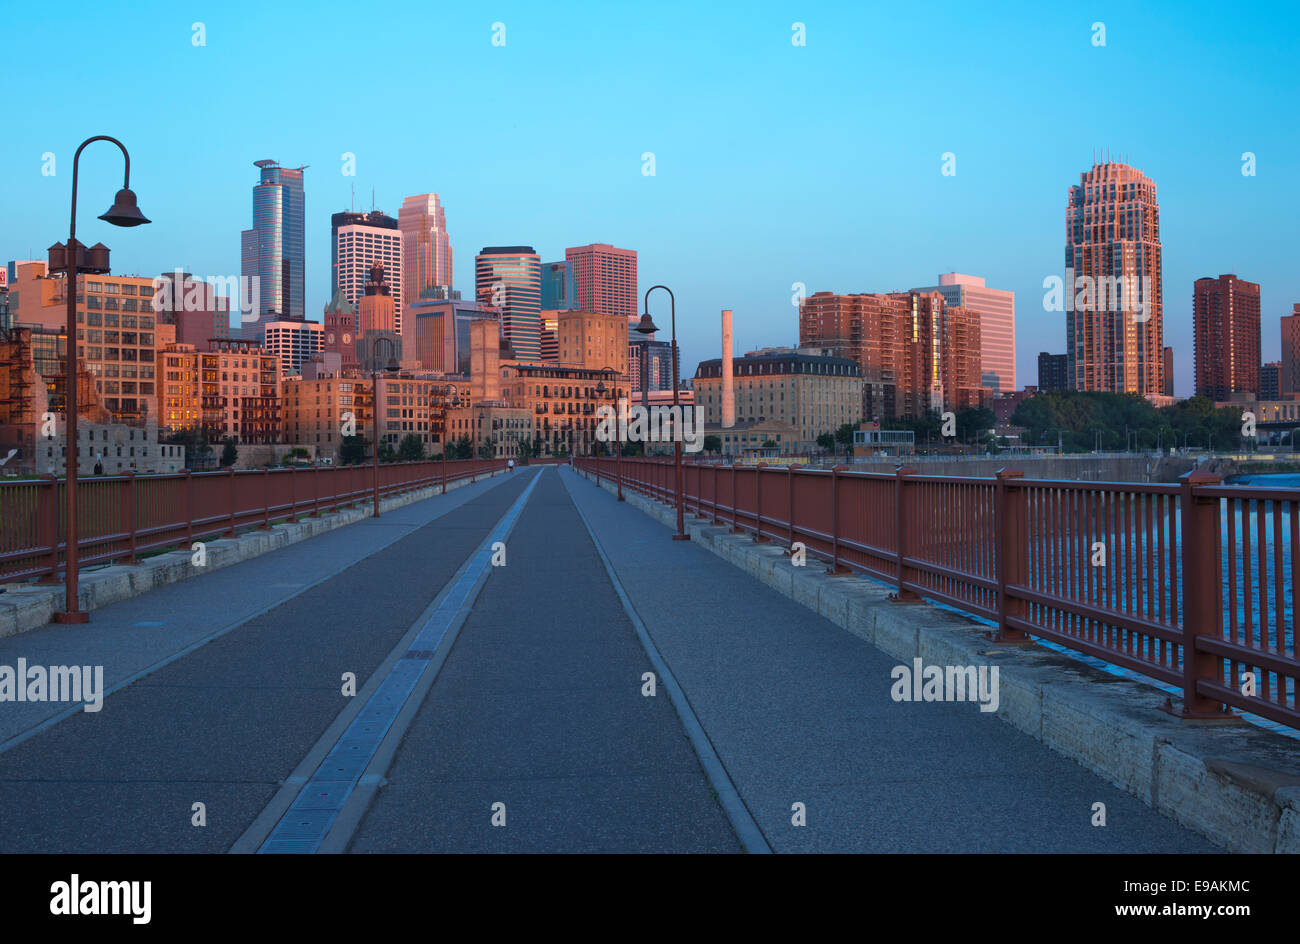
[577,456,1300,731]
[0,458,502,585]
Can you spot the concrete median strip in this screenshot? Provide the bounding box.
[581,469,1300,855]
[0,470,506,640]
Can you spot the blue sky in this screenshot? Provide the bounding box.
[4,0,1298,395]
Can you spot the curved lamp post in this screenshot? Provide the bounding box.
[48,136,149,624]
[596,366,623,501]
[370,336,399,518]
[440,386,461,493]
[634,285,687,540]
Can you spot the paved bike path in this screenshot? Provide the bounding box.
[558,468,1217,853]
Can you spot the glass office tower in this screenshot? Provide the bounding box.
[241,159,307,328]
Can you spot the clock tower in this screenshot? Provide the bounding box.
[323,286,358,371]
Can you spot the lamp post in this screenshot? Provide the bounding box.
[440,385,461,493]
[369,336,399,518]
[596,366,623,501]
[635,285,687,540]
[48,136,150,624]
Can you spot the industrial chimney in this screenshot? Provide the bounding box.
[721,309,735,428]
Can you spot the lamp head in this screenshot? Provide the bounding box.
[99,188,150,227]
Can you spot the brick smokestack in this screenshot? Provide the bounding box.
[721,308,735,428]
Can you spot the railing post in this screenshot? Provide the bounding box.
[992,468,1028,641]
[122,471,139,564]
[287,466,297,523]
[312,464,321,516]
[753,465,770,543]
[826,465,851,575]
[730,462,743,534]
[261,467,271,529]
[787,465,795,547]
[890,465,919,600]
[184,469,194,546]
[225,466,237,537]
[712,463,723,525]
[38,474,60,583]
[1177,469,1231,719]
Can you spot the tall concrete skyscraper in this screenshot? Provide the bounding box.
[333,210,402,333]
[398,194,452,314]
[475,246,541,361]
[565,243,637,325]
[1064,160,1164,395]
[241,159,306,326]
[1193,274,1260,401]
[912,273,1015,395]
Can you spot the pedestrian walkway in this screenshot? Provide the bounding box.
[0,472,531,853]
[0,465,1221,852]
[556,468,1216,853]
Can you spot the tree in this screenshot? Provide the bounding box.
[164,426,213,469]
[451,435,474,459]
[397,433,425,462]
[816,432,835,452]
[514,435,534,462]
[219,436,238,468]
[477,438,495,459]
[834,423,856,454]
[339,435,366,466]
[703,434,722,454]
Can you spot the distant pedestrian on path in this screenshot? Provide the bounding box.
[93,457,104,476]
[508,458,515,473]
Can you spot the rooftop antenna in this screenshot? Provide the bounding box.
[371,187,375,212]
[350,183,355,212]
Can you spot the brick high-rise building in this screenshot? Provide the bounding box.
[475,246,541,362]
[1193,274,1260,401]
[1163,346,1175,396]
[912,273,1015,395]
[8,261,161,422]
[1064,161,1164,395]
[565,244,637,325]
[798,290,982,419]
[1282,304,1300,396]
[160,339,280,442]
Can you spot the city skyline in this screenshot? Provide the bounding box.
[3,2,1298,397]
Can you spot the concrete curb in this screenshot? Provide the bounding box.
[0,470,506,640]
[585,472,1300,855]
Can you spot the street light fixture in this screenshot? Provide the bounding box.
[636,285,687,540]
[596,366,623,501]
[48,136,149,624]
[440,386,461,493]
[370,336,399,518]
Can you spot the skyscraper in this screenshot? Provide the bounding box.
[1037,352,1069,391]
[798,290,983,419]
[1282,304,1300,396]
[541,261,577,311]
[332,210,402,331]
[1064,160,1164,395]
[475,247,541,362]
[241,159,306,327]
[912,273,1015,395]
[1193,274,1260,401]
[565,243,637,325]
[398,194,452,313]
